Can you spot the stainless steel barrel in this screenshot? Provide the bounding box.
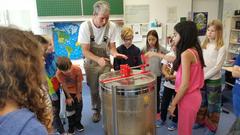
[99,70,156,135]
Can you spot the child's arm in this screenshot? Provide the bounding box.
[145,51,175,62]
[113,57,121,70]
[136,49,143,66]
[56,72,71,98]
[109,43,128,60]
[162,64,170,80]
[56,72,73,105]
[61,83,74,106]
[204,46,226,80]
[76,68,83,102]
[232,54,240,78]
[168,50,192,116]
[232,66,240,78]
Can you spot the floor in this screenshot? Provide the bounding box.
[70,83,236,135]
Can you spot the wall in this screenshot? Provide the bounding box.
[193,0,219,21]
[124,0,192,49]
[0,0,42,34]
[0,0,192,43]
[2,0,239,48]
[192,0,219,42]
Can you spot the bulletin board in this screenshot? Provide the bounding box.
[36,0,82,16]
[36,0,123,16]
[82,0,124,15]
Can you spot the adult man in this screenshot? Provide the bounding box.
[78,0,127,123]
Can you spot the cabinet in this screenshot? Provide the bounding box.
[224,15,240,87]
[226,15,240,66]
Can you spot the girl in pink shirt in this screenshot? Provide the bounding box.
[168,21,205,135]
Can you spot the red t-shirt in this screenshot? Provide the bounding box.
[56,65,83,94]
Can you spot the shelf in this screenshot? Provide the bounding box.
[227,16,240,69]
[230,41,240,45]
[38,15,124,22]
[231,29,240,32]
[232,15,240,18]
[228,49,239,54]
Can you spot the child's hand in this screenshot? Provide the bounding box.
[166,75,176,81]
[113,53,128,59]
[168,105,176,117]
[66,97,74,106]
[233,66,240,72]
[165,75,172,80]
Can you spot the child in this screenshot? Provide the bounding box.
[113,26,142,70]
[0,27,52,134]
[56,57,84,134]
[227,54,240,135]
[168,21,205,135]
[142,30,167,118]
[157,41,178,131]
[194,20,226,135]
[35,35,65,134]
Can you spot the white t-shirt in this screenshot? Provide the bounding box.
[161,50,175,89]
[78,20,117,45]
[203,42,226,80]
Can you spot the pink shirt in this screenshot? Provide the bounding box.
[175,49,204,94]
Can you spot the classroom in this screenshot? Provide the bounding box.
[0,0,240,135]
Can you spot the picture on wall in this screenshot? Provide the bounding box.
[53,22,83,60]
[193,12,208,36]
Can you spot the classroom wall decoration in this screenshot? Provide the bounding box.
[193,12,208,36]
[53,22,83,60]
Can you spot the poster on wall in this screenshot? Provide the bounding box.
[193,12,208,36]
[167,6,178,23]
[125,5,149,24]
[53,22,83,60]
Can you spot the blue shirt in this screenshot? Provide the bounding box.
[45,52,57,78]
[233,54,240,117]
[0,108,48,135]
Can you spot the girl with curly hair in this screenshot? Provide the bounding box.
[0,27,53,134]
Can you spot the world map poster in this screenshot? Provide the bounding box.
[53,22,83,60]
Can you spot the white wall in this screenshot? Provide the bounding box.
[0,0,192,48]
[3,0,239,49]
[124,0,192,49]
[192,0,219,42]
[0,0,41,34]
[193,0,219,21]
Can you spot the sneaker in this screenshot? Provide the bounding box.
[156,120,166,128]
[92,111,101,123]
[167,122,177,131]
[204,129,215,135]
[192,123,204,129]
[76,124,84,132]
[68,127,74,135]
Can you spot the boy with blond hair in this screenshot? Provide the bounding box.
[113,26,142,70]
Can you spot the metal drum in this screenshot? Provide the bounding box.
[99,70,156,135]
